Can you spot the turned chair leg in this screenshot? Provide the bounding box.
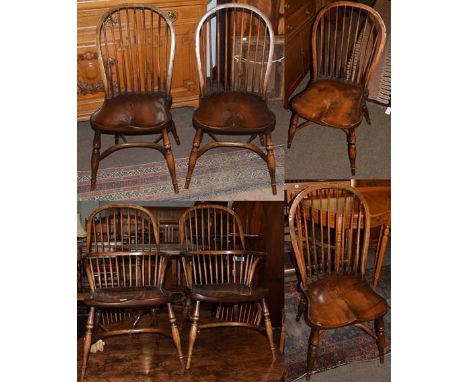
[186,300,200,370]
[80,307,95,382]
[114,134,119,144]
[180,296,191,330]
[265,133,277,195]
[306,327,320,381]
[171,120,181,145]
[162,128,179,193]
[184,128,204,190]
[287,113,299,148]
[259,134,265,147]
[296,294,305,322]
[168,303,185,371]
[375,316,385,364]
[261,298,276,360]
[362,102,371,125]
[346,128,356,176]
[90,132,101,191]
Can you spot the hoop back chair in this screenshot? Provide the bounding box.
[178,205,276,369]
[90,4,180,193]
[288,185,388,380]
[288,1,386,175]
[184,3,278,194]
[80,205,184,381]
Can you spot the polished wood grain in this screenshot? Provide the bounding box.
[77,0,205,121]
[81,204,184,381]
[184,3,279,195]
[288,184,388,380]
[89,4,180,193]
[179,205,276,370]
[77,311,283,381]
[287,1,387,175]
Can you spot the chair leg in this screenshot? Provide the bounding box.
[374,316,385,364]
[180,296,191,330]
[346,128,356,176]
[259,134,265,147]
[114,134,119,144]
[265,133,277,195]
[167,303,185,372]
[80,307,95,382]
[171,120,181,145]
[90,132,101,191]
[186,300,200,370]
[184,128,204,190]
[296,294,305,322]
[287,113,299,148]
[261,298,276,360]
[151,308,159,327]
[306,327,320,381]
[362,102,371,125]
[162,128,179,193]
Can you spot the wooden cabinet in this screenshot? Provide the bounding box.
[283,0,316,108]
[77,0,206,121]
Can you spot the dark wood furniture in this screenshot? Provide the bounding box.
[80,204,184,381]
[288,184,388,380]
[77,0,205,121]
[179,205,276,370]
[184,3,278,195]
[284,0,317,108]
[88,4,180,193]
[287,1,386,175]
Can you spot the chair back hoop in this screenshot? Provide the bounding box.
[311,1,386,88]
[179,205,263,286]
[85,205,165,291]
[195,3,275,98]
[96,4,176,98]
[288,184,371,288]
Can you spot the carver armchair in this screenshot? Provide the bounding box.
[178,205,276,369]
[80,204,184,381]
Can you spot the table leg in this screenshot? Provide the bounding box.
[373,223,390,288]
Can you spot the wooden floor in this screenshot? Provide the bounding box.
[77,308,283,382]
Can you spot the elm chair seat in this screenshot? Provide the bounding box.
[84,286,176,308]
[305,275,388,329]
[91,94,173,134]
[291,79,365,129]
[188,283,269,303]
[193,92,276,134]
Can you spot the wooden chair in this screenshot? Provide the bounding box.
[288,184,388,380]
[80,204,184,381]
[184,4,278,194]
[90,5,180,193]
[287,1,386,175]
[178,205,276,369]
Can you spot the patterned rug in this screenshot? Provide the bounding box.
[284,265,391,381]
[77,146,284,201]
[368,0,391,105]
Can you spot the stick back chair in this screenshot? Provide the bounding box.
[287,1,386,175]
[184,3,278,194]
[178,205,276,369]
[80,204,184,381]
[89,4,180,193]
[288,184,388,380]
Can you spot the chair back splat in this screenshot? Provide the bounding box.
[195,3,275,98]
[288,184,371,289]
[97,4,175,98]
[312,1,386,88]
[179,205,262,287]
[85,204,167,291]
